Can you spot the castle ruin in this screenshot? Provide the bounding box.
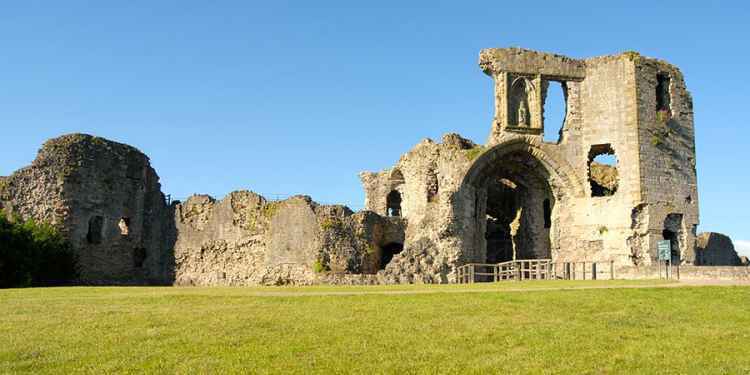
[2,48,746,285]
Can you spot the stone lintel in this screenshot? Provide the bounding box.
[479,47,586,80]
[503,126,543,135]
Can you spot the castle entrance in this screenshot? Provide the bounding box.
[459,140,575,265]
[481,152,553,262]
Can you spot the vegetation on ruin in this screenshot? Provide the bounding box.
[651,135,664,147]
[463,145,486,161]
[261,201,282,219]
[319,217,342,231]
[0,214,77,288]
[2,281,750,374]
[651,123,672,148]
[656,109,670,124]
[312,260,328,273]
[622,50,641,62]
[0,178,8,200]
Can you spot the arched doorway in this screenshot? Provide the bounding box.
[459,140,582,264]
[481,154,554,262]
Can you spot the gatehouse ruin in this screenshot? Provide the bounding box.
[2,47,747,285]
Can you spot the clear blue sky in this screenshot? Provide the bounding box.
[1,1,748,254]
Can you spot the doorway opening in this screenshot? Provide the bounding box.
[480,151,555,263]
[663,213,683,264]
[386,190,402,217]
[379,242,404,270]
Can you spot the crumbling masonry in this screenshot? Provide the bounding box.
[2,48,744,285]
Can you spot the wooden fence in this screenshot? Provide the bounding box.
[457,259,615,284]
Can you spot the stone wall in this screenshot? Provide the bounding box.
[566,54,642,265]
[1,135,409,286]
[616,265,750,281]
[173,192,404,286]
[633,54,699,264]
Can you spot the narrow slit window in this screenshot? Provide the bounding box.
[543,81,567,143]
[656,73,671,113]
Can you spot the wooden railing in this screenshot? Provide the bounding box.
[549,261,615,281]
[457,260,615,284]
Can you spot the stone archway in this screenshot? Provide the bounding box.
[457,139,583,264]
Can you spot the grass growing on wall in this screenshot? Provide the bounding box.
[463,146,486,161]
[1,281,750,374]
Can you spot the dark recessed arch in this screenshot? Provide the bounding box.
[457,139,584,264]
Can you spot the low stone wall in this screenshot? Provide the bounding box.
[616,265,750,280]
[172,192,408,286]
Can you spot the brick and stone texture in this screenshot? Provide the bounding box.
[2,47,724,285]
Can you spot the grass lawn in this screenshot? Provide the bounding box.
[1,280,749,374]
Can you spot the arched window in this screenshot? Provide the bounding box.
[509,77,534,127]
[543,81,567,143]
[386,190,402,217]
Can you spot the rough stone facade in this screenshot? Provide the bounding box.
[2,47,724,285]
[694,232,742,266]
[0,134,173,284]
[172,192,403,285]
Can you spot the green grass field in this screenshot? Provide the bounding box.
[2,281,749,374]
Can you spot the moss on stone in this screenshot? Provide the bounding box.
[320,217,342,231]
[651,121,671,148]
[262,201,282,219]
[463,146,486,161]
[622,51,641,62]
[651,135,664,147]
[656,110,670,124]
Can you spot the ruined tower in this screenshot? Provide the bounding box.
[0,135,174,284]
[362,48,699,281]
